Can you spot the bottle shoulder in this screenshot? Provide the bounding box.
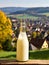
[18,32,27,39]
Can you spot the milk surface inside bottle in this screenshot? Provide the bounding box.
[17,21,29,61]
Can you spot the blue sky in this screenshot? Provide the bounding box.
[0,0,49,7]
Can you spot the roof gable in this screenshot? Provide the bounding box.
[30,38,45,49]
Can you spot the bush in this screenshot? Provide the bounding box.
[2,39,12,51]
[11,47,16,51]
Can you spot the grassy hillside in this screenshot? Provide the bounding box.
[42,13,49,16]
[0,49,49,60]
[1,7,49,17]
[8,14,39,20]
[16,14,38,20]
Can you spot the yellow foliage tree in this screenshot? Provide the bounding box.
[31,31,40,38]
[0,10,13,44]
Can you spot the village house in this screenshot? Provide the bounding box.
[29,38,49,50]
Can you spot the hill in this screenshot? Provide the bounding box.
[26,7,49,13]
[0,7,27,14]
[1,7,49,18]
[9,7,49,17]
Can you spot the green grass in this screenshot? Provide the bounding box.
[43,13,49,16]
[29,49,49,60]
[39,12,49,16]
[0,49,49,60]
[16,14,38,20]
[8,14,38,20]
[0,51,16,60]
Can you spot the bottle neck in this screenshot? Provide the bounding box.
[20,26,26,32]
[20,22,26,32]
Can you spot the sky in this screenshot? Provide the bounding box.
[0,0,49,8]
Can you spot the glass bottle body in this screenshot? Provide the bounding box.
[17,22,29,61]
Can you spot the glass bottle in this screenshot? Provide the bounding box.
[17,21,29,61]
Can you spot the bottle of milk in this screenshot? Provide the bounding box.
[17,21,29,61]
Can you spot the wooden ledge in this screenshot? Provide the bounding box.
[0,60,49,65]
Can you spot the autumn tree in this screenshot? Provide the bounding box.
[0,10,13,50]
[31,31,41,39]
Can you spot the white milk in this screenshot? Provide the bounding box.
[16,22,29,61]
